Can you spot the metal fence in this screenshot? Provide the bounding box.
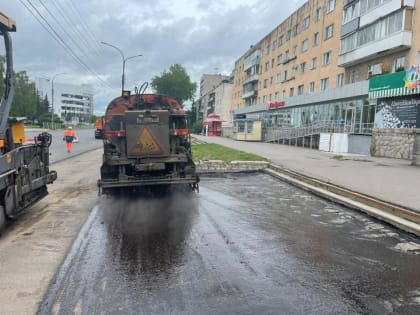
[264,121,374,143]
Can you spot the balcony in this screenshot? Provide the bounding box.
[242,90,257,99]
[244,49,261,71]
[243,74,259,85]
[338,31,411,67]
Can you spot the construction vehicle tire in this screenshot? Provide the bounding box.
[0,205,5,234]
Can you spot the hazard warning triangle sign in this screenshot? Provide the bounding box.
[130,127,163,155]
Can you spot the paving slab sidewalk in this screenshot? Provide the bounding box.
[193,135,420,213]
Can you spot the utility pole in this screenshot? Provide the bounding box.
[101,42,142,94]
[51,72,66,128]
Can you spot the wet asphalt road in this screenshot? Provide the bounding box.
[25,129,102,163]
[39,173,420,315]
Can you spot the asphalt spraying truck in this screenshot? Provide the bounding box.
[0,12,57,232]
[97,86,199,195]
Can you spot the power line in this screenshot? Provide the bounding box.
[37,0,98,66]
[19,0,114,89]
[67,0,103,56]
[51,0,102,57]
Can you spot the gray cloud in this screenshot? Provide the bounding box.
[2,0,306,114]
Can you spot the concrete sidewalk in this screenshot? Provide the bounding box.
[193,135,420,213]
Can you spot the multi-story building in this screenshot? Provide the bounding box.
[231,0,420,151]
[197,74,232,123]
[36,78,94,124]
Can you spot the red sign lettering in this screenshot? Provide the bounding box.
[267,101,285,110]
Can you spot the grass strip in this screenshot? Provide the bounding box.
[192,143,267,163]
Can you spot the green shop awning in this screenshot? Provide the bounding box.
[369,70,420,99]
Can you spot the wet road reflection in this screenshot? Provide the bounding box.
[39,174,420,315]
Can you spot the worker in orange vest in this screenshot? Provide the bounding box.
[63,126,77,153]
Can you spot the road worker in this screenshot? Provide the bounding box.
[63,126,77,153]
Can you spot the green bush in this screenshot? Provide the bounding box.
[191,120,203,134]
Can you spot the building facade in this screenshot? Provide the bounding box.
[230,0,420,151]
[36,78,94,124]
[197,74,232,125]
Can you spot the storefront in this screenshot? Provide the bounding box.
[369,66,420,128]
[203,114,223,136]
[368,66,420,161]
[233,80,373,137]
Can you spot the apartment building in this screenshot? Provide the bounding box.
[36,78,94,124]
[197,74,232,124]
[231,0,420,140]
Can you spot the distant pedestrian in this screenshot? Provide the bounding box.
[63,126,76,153]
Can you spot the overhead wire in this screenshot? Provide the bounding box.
[51,0,102,57]
[67,0,104,56]
[19,0,114,89]
[37,0,98,67]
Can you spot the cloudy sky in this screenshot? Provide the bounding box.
[2,0,306,115]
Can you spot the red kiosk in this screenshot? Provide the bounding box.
[203,114,223,136]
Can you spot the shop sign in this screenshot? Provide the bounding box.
[404,65,420,89]
[375,97,420,128]
[267,101,285,110]
[369,65,420,98]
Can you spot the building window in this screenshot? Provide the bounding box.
[289,87,294,97]
[325,24,334,40]
[270,76,273,85]
[298,85,304,95]
[303,16,310,29]
[263,95,267,103]
[272,40,277,51]
[284,70,288,81]
[368,63,383,77]
[301,39,308,52]
[315,8,322,21]
[266,44,270,55]
[293,45,297,57]
[275,91,279,101]
[320,78,329,91]
[394,57,405,72]
[309,81,315,93]
[276,73,282,83]
[271,58,275,68]
[340,10,403,54]
[285,50,289,61]
[349,69,358,83]
[360,0,391,15]
[282,90,286,99]
[337,73,344,87]
[265,62,269,72]
[313,32,319,46]
[311,57,317,69]
[279,35,284,46]
[323,51,332,65]
[327,0,336,13]
[300,62,306,74]
[263,79,268,88]
[291,66,297,78]
[293,24,299,36]
[277,54,283,65]
[343,2,360,24]
[269,94,272,102]
[286,30,291,41]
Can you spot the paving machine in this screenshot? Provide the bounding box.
[0,12,57,232]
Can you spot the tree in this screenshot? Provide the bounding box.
[150,64,197,105]
[10,71,38,120]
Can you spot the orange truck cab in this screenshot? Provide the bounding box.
[94,117,104,139]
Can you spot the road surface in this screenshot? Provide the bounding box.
[38,173,420,315]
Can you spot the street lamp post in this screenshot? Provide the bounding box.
[101,41,142,93]
[51,72,66,128]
